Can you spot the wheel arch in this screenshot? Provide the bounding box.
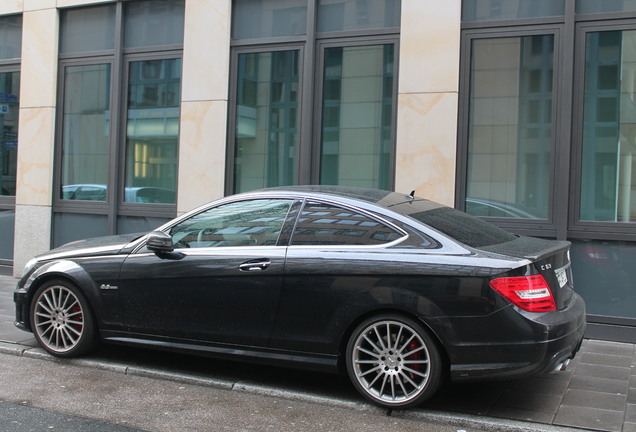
[21,261,101,332]
[336,308,450,376]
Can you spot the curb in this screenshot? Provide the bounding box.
[0,341,586,432]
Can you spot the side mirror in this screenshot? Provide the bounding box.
[147,231,174,253]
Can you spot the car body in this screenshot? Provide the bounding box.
[14,186,586,408]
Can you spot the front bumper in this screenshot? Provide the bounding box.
[14,284,30,333]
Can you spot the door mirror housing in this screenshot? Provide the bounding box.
[147,231,174,253]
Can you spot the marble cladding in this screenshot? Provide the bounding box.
[177,100,229,214]
[7,0,462,272]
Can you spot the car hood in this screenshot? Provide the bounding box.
[36,232,147,260]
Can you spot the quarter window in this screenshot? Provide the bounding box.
[290,202,403,246]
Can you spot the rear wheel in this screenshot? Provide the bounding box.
[30,280,97,357]
[346,314,443,409]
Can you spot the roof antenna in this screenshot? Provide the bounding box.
[407,190,415,201]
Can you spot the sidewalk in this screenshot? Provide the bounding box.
[1,273,634,432]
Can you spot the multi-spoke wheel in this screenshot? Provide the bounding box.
[346,315,443,409]
[30,280,97,357]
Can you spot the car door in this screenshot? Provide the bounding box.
[269,200,410,354]
[116,198,297,347]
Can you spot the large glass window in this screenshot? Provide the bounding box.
[230,0,400,194]
[571,239,636,319]
[320,44,394,189]
[55,1,184,246]
[0,15,22,264]
[59,4,116,53]
[60,64,111,201]
[0,15,22,60]
[462,0,565,22]
[580,30,636,223]
[232,0,307,39]
[465,35,555,220]
[577,0,636,14]
[234,50,299,192]
[0,71,19,197]
[124,58,180,203]
[317,0,401,32]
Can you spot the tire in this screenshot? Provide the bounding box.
[30,279,97,358]
[346,314,444,409]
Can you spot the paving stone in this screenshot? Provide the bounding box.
[554,405,623,432]
[487,405,556,424]
[625,404,636,423]
[585,340,635,357]
[493,387,563,413]
[580,352,633,368]
[568,375,628,395]
[506,375,571,394]
[574,362,632,381]
[624,422,636,432]
[561,389,626,411]
[423,381,505,415]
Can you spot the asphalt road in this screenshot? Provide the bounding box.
[0,351,491,432]
[0,400,148,432]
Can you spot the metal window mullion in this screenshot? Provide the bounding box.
[299,0,317,185]
[107,1,125,235]
[555,0,576,240]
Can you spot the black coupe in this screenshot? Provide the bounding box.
[14,186,586,408]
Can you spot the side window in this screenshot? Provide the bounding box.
[290,202,404,246]
[169,199,293,248]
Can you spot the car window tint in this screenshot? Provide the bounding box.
[402,204,517,248]
[290,202,403,246]
[169,199,293,248]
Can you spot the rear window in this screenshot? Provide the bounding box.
[391,200,517,248]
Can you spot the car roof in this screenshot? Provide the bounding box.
[258,185,441,211]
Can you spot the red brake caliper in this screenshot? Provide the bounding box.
[408,340,421,378]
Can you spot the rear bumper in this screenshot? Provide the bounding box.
[446,292,587,382]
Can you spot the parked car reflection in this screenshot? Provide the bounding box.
[62,184,175,203]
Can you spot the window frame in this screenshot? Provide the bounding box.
[53,1,184,236]
[117,51,182,216]
[168,198,296,249]
[227,0,401,195]
[311,35,400,187]
[456,25,565,238]
[226,43,307,192]
[0,64,20,209]
[569,19,636,240]
[288,198,408,248]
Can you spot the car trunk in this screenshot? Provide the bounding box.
[479,236,575,311]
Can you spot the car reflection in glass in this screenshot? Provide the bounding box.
[14,186,586,409]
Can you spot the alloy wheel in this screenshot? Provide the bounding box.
[349,319,435,407]
[33,284,86,354]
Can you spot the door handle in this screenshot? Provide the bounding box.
[239,259,271,272]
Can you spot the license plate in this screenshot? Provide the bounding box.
[556,269,568,288]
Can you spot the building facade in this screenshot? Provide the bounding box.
[0,0,635,342]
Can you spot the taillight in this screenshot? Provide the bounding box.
[489,275,556,312]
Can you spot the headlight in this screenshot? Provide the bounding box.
[21,257,38,278]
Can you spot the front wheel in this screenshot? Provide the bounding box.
[346,314,444,409]
[30,280,97,357]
